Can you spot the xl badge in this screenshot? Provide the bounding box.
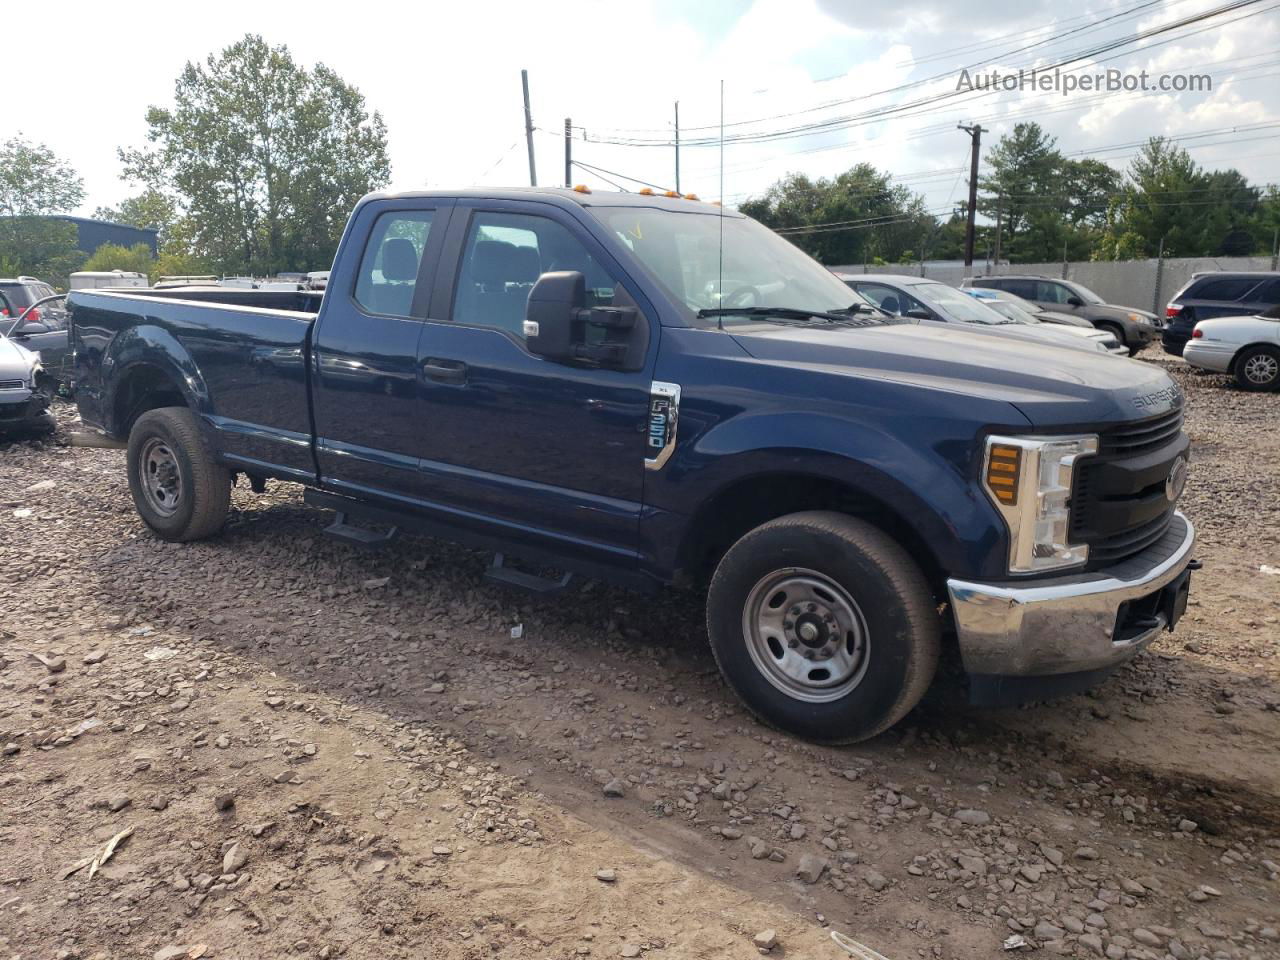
[1166,457,1188,502]
[644,382,681,472]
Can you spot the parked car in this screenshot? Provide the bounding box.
[1182,307,1280,391]
[69,187,1196,744]
[69,270,149,291]
[959,285,1094,328]
[839,274,1116,354]
[0,321,55,434]
[962,287,1126,354]
[0,277,72,385]
[963,274,1159,354]
[1162,271,1280,356]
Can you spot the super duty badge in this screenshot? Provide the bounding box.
[644,381,681,471]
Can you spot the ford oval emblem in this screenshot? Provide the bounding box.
[1166,457,1189,502]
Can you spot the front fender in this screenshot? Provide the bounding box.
[645,409,1011,583]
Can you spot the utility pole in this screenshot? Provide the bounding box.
[992,195,1003,271]
[521,70,537,187]
[674,101,681,195]
[958,123,986,269]
[564,118,572,188]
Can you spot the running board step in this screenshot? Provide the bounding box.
[485,552,574,594]
[323,512,398,549]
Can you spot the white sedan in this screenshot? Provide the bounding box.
[1183,308,1280,391]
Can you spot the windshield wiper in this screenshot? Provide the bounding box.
[697,306,870,325]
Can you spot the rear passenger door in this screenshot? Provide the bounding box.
[311,200,453,503]
[410,200,656,565]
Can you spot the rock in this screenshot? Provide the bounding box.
[1119,878,1145,896]
[222,842,248,873]
[149,795,169,811]
[432,845,452,856]
[214,792,236,811]
[862,869,888,891]
[24,479,57,493]
[753,929,778,951]
[155,947,190,960]
[265,696,285,709]
[82,649,108,665]
[952,808,991,826]
[33,653,66,674]
[720,826,743,840]
[796,853,828,884]
[2,742,19,756]
[1019,865,1043,882]
[1074,846,1099,860]
[1033,922,1064,940]
[1078,933,1105,956]
[1178,818,1198,832]
[1039,844,1064,866]
[620,946,641,958]
[362,577,390,590]
[108,795,131,812]
[956,854,987,876]
[1132,929,1162,948]
[602,778,626,798]
[1044,771,1066,789]
[595,869,616,883]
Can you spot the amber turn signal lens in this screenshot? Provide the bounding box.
[986,444,1022,506]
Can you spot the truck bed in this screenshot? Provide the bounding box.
[69,288,320,483]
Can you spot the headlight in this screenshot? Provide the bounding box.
[29,361,44,389]
[1128,312,1152,326]
[983,434,1098,573]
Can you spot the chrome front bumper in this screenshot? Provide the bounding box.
[947,513,1195,678]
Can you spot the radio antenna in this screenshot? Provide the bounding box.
[717,79,725,332]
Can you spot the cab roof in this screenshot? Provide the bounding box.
[359,186,745,216]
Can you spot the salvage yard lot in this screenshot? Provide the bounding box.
[2,356,1278,960]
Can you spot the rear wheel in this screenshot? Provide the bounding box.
[706,511,940,743]
[127,407,231,541]
[1234,346,1280,391]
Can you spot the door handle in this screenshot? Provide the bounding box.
[422,358,467,384]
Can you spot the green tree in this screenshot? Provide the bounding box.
[82,242,157,276]
[741,164,934,265]
[0,136,87,282]
[120,34,391,276]
[93,189,177,245]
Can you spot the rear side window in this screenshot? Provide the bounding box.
[0,284,33,308]
[1188,276,1260,301]
[1252,278,1280,306]
[998,279,1037,299]
[353,210,436,318]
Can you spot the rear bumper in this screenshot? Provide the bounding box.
[947,513,1195,689]
[1182,341,1234,374]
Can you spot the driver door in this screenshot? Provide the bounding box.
[411,201,657,565]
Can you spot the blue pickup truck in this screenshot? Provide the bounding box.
[68,188,1197,742]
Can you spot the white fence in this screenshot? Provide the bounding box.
[830,256,1278,313]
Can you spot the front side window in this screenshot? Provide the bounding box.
[857,283,923,317]
[353,210,435,318]
[452,211,616,335]
[1252,278,1280,306]
[1035,281,1072,304]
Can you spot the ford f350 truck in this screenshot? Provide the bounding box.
[69,188,1197,743]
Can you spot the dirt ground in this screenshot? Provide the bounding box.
[2,354,1277,960]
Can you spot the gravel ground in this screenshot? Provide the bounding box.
[1,353,1277,960]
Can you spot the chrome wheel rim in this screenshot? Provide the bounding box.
[742,567,871,704]
[1243,353,1278,385]
[138,438,182,517]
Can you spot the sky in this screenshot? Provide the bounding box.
[8,0,1279,221]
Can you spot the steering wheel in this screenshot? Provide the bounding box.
[723,285,761,309]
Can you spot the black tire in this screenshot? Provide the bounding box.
[706,511,940,743]
[1233,345,1280,392]
[126,407,230,541]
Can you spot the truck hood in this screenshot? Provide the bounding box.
[729,322,1181,428]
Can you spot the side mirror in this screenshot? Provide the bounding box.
[14,321,50,337]
[904,308,931,320]
[524,270,641,367]
[524,271,586,363]
[1066,296,1084,307]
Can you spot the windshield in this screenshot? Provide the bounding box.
[977,297,1039,324]
[1067,281,1105,305]
[912,282,1014,325]
[588,207,865,322]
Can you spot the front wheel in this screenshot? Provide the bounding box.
[127,407,231,541]
[706,511,940,743]
[1234,346,1280,392]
